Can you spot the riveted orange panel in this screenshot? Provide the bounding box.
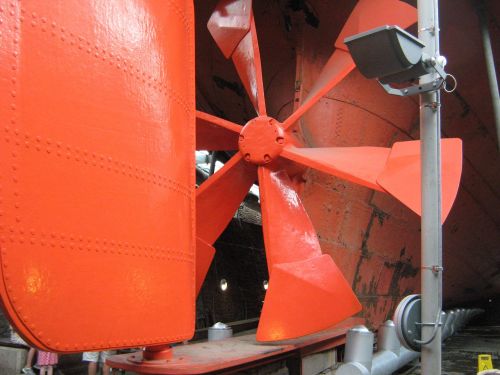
[0,0,195,352]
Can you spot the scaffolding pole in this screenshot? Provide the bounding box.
[418,0,443,373]
[477,0,500,149]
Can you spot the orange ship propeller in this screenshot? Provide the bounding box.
[197,0,463,341]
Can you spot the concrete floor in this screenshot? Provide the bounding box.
[397,325,500,375]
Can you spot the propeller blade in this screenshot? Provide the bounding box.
[196,154,256,290]
[257,255,361,341]
[207,0,252,59]
[197,153,257,245]
[258,167,322,267]
[195,237,216,295]
[196,110,241,151]
[283,0,417,130]
[208,0,266,115]
[281,146,390,191]
[231,15,267,115]
[257,167,361,341]
[377,139,463,223]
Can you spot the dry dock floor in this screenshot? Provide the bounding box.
[397,325,500,375]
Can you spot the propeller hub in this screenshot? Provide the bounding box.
[239,116,285,165]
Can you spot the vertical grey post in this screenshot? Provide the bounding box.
[418,0,442,373]
[477,1,500,149]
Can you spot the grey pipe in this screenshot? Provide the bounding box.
[418,0,443,372]
[477,0,500,149]
[336,309,482,375]
[336,322,419,375]
[371,321,419,375]
[442,311,454,340]
[342,325,374,374]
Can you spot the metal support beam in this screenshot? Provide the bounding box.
[477,0,500,149]
[418,0,443,373]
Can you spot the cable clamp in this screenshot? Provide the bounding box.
[419,26,439,34]
[421,265,443,274]
[420,102,441,111]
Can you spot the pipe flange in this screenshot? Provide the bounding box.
[393,294,422,352]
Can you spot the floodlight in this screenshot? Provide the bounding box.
[220,278,228,291]
[344,25,449,96]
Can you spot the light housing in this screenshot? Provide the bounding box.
[345,25,448,96]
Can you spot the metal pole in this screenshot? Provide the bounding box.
[477,0,500,149]
[418,0,442,373]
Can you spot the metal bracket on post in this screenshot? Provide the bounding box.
[379,56,448,96]
[415,310,444,346]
